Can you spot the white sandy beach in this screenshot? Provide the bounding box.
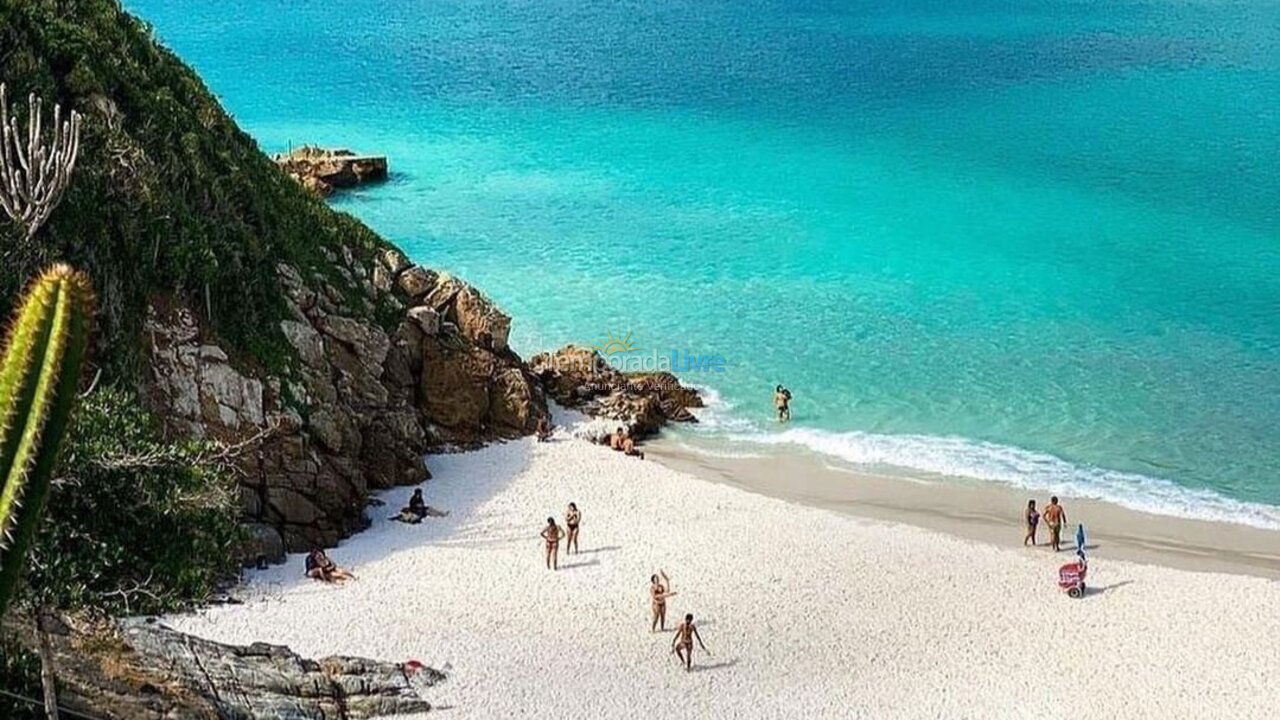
[169,419,1280,718]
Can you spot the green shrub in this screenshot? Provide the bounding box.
[19,386,243,616]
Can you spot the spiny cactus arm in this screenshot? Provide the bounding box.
[0,265,93,615]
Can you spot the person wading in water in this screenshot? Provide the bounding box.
[774,384,793,422]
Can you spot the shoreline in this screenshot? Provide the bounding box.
[647,436,1280,580]
[168,430,1280,717]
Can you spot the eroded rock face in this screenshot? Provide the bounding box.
[16,614,441,720]
[529,345,702,439]
[142,246,549,553]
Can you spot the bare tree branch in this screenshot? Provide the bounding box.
[91,418,282,475]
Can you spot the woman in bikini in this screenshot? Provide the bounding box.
[671,613,708,671]
[565,503,581,555]
[1024,499,1039,546]
[650,571,676,632]
[541,517,564,570]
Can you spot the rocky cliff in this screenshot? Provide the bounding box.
[143,244,548,554]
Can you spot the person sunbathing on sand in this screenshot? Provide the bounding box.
[671,613,708,671]
[1043,496,1067,551]
[610,426,626,451]
[621,433,645,460]
[305,547,354,583]
[1024,499,1039,546]
[392,489,450,523]
[650,571,676,632]
[565,502,581,555]
[541,517,565,570]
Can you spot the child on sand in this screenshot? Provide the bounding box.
[671,613,708,671]
[536,416,553,442]
[541,517,565,570]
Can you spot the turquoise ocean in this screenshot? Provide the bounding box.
[127,0,1280,527]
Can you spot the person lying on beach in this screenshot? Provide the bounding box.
[671,613,708,671]
[541,517,565,570]
[536,416,553,442]
[565,502,581,555]
[391,489,450,523]
[305,547,354,583]
[774,384,792,423]
[621,433,645,460]
[1043,496,1067,551]
[650,571,676,632]
[1024,499,1039,546]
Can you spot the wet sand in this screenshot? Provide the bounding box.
[649,439,1280,579]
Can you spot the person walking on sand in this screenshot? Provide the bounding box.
[650,571,677,632]
[565,502,582,555]
[541,517,565,570]
[774,384,793,423]
[1043,496,1067,551]
[1024,499,1040,546]
[671,613,708,671]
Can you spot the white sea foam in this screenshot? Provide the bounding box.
[715,426,1280,530]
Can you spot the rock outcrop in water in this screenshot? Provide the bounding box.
[275,146,389,196]
[144,245,549,555]
[529,345,703,441]
[9,613,441,719]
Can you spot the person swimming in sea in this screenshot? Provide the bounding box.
[774,384,792,422]
[1024,499,1039,546]
[671,613,708,671]
[650,571,676,632]
[540,516,564,570]
[565,502,581,555]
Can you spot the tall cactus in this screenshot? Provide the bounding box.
[0,264,94,618]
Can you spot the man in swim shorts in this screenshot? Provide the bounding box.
[1043,496,1067,552]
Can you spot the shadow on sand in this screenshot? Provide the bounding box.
[690,658,738,673]
[237,440,538,596]
[1085,580,1135,597]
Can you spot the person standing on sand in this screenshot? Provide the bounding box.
[774,384,792,422]
[541,517,564,570]
[671,613,708,671]
[1024,499,1039,546]
[650,571,676,632]
[565,502,581,555]
[1043,496,1067,551]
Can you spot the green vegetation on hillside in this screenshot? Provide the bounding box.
[0,2,408,712]
[0,0,391,380]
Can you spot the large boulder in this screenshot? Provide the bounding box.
[12,614,442,720]
[529,345,702,439]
